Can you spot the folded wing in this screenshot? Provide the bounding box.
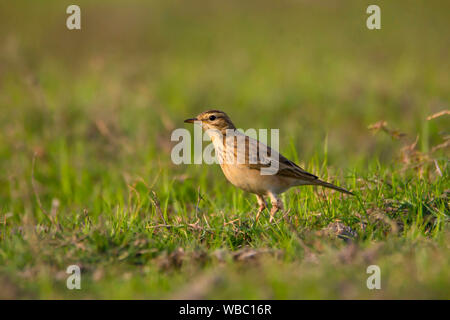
[227,131,318,182]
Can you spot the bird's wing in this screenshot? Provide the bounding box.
[275,153,318,181]
[226,131,318,181]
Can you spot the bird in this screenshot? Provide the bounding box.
[184,110,353,222]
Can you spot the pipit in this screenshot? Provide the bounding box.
[184,110,353,222]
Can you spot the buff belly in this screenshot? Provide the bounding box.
[219,163,296,195]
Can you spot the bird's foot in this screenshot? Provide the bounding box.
[255,204,266,221]
[269,206,280,223]
[268,193,283,223]
[255,195,268,221]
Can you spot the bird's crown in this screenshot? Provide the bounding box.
[185,109,236,132]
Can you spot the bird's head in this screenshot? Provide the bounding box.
[184,110,236,133]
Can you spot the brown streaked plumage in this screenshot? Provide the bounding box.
[184,110,354,222]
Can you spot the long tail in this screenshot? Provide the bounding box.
[313,179,354,195]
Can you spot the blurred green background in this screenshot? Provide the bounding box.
[0,0,448,299]
[1,0,448,165]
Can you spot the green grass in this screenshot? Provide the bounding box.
[0,0,449,299]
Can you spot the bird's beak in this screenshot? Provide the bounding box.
[184,118,198,124]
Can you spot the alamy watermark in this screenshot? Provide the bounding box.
[366,5,381,30]
[171,121,280,175]
[66,265,81,290]
[366,265,381,290]
[66,5,81,30]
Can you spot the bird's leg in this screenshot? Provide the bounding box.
[268,192,283,223]
[255,194,267,221]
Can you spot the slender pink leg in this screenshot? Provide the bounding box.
[255,194,267,221]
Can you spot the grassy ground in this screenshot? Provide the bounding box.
[0,0,449,299]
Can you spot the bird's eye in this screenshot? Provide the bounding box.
[209,115,216,121]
